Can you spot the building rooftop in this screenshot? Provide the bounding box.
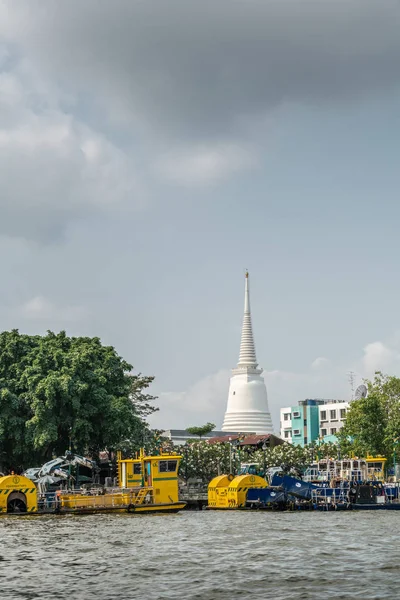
[281,399,349,409]
[164,429,247,438]
[163,429,254,445]
[207,433,284,447]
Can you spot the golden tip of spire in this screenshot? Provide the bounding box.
[245,270,249,278]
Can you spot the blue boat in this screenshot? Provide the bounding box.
[245,474,400,511]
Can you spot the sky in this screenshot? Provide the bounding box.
[1,0,400,432]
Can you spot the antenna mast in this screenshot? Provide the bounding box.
[348,371,355,400]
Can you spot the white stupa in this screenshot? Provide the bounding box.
[222,272,274,434]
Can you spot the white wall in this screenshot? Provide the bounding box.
[319,402,349,437]
[280,406,293,442]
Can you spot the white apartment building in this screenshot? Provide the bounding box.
[318,401,349,438]
[279,399,350,446]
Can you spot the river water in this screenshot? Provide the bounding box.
[1,511,399,599]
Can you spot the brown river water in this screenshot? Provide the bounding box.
[1,510,399,599]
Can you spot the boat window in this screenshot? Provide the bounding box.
[133,464,142,474]
[368,462,383,470]
[159,460,177,473]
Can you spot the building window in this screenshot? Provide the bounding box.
[330,410,337,420]
[233,391,236,395]
[293,411,300,419]
[340,408,346,419]
[284,430,291,439]
[284,413,290,421]
[293,429,300,436]
[321,428,327,436]
[320,410,326,421]
[331,428,337,435]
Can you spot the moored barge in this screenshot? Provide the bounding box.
[206,456,400,512]
[0,449,186,516]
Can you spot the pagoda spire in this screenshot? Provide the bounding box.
[237,271,258,367]
[222,271,273,434]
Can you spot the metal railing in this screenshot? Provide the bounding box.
[37,487,154,513]
[311,486,350,509]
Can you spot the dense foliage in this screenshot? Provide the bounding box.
[176,439,341,482]
[339,372,400,460]
[0,330,157,470]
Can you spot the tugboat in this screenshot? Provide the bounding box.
[0,448,186,515]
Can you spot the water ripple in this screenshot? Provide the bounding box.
[0,511,399,599]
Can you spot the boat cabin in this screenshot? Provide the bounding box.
[117,449,181,505]
[365,456,386,482]
[303,459,368,483]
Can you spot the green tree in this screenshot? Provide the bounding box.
[339,372,400,459]
[186,422,216,440]
[0,330,157,470]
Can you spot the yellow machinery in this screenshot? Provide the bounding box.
[208,475,234,508]
[60,448,186,514]
[0,474,37,514]
[208,473,267,509]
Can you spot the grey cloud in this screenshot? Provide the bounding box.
[3,0,400,139]
[0,128,138,242]
[1,0,400,241]
[0,67,142,242]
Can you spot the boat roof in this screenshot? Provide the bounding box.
[119,452,182,463]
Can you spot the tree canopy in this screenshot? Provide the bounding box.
[186,422,216,439]
[339,372,400,460]
[0,330,157,471]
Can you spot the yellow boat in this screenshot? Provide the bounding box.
[0,449,186,515]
